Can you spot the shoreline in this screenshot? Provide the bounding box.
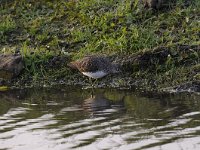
[2,44,198,94]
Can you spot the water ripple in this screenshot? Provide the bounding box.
[0,88,200,150]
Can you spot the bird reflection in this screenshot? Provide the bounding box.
[82,92,125,117]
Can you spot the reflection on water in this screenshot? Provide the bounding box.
[0,86,200,150]
[83,93,125,117]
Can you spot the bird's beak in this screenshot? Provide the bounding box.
[67,62,77,69]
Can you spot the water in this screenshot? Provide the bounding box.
[0,86,200,150]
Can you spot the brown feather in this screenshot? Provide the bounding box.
[67,55,118,75]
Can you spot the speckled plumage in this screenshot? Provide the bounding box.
[68,55,119,79]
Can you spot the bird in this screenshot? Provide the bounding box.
[142,0,163,9]
[68,55,120,79]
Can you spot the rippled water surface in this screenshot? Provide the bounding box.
[0,86,200,150]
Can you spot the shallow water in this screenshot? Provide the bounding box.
[0,86,200,150]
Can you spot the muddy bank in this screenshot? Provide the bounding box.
[0,45,198,94]
[162,81,200,93]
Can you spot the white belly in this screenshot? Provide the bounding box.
[82,71,107,79]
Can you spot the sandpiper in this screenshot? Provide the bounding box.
[68,55,120,79]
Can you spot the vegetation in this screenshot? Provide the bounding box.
[0,0,199,90]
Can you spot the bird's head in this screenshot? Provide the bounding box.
[67,62,77,70]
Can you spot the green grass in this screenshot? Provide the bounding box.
[0,0,199,88]
[1,0,199,54]
[0,15,17,43]
[0,15,16,32]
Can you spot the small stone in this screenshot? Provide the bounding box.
[0,54,24,79]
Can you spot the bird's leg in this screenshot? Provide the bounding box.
[88,77,95,89]
[93,79,98,87]
[89,78,95,97]
[89,77,93,87]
